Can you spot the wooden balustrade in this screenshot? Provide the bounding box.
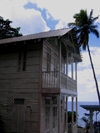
[42,71,77,92]
[42,71,59,88]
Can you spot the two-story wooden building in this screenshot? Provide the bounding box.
[0,28,81,133]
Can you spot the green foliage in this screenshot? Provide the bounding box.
[0,114,5,133]
[81,113,90,133]
[68,111,76,123]
[68,9,99,50]
[0,16,22,39]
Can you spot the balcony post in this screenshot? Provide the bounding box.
[59,40,61,89]
[76,97,78,124]
[72,97,74,123]
[75,62,77,81]
[66,52,68,75]
[66,52,68,89]
[71,62,73,79]
[65,96,68,133]
[58,94,61,133]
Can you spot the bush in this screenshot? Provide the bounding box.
[0,114,5,133]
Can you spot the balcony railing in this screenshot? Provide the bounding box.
[61,73,77,91]
[42,71,77,92]
[42,71,59,88]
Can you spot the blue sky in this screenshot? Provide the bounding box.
[0,0,100,102]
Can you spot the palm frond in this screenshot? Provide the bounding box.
[90,28,99,38]
[89,9,93,19]
[68,22,76,27]
[92,16,99,23]
[90,25,98,28]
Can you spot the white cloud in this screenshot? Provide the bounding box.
[11,8,50,34]
[0,0,50,35]
[78,47,100,101]
[55,20,68,29]
[29,0,100,28]
[0,0,100,34]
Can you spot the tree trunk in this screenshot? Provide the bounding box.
[87,44,100,105]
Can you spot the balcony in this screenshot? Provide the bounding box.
[42,71,77,93]
[42,71,59,89]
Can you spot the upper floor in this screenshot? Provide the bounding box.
[42,34,81,96]
[0,28,81,96]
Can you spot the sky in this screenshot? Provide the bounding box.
[0,0,100,102]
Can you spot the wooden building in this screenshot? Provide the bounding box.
[0,28,81,133]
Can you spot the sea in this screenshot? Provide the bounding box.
[68,101,100,127]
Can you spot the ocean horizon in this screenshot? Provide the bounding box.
[68,101,100,127]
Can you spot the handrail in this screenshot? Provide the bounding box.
[42,71,77,92]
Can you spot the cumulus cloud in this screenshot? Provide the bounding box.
[0,0,100,34]
[0,0,50,35]
[78,47,100,101]
[29,0,100,28]
[55,20,68,29]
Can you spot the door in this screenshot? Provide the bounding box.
[43,96,58,133]
[13,98,25,133]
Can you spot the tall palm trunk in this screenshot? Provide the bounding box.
[87,44,100,105]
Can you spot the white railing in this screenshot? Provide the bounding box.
[42,71,77,92]
[68,123,77,133]
[61,73,77,92]
[42,71,59,88]
[67,76,77,91]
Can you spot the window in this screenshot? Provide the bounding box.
[23,51,27,71]
[18,51,27,71]
[45,98,50,129]
[52,96,57,104]
[54,55,58,77]
[52,96,57,128]
[14,98,24,104]
[45,106,50,129]
[53,107,57,128]
[18,52,22,71]
[47,48,51,72]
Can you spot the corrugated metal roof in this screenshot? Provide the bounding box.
[0,28,72,44]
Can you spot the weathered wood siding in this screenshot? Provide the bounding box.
[0,43,41,133]
[42,39,60,88]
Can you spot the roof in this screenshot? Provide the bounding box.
[0,28,72,45]
[81,105,100,111]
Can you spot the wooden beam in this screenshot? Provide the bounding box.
[66,96,68,133]
[71,62,73,79]
[41,88,60,94]
[72,97,74,123]
[58,94,61,133]
[76,97,78,124]
[59,40,61,89]
[75,62,77,81]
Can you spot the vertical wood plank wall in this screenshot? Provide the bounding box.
[0,44,41,133]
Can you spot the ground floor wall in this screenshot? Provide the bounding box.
[0,92,78,133]
[0,94,40,133]
[40,94,78,133]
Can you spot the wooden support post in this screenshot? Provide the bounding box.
[72,97,74,123]
[65,96,68,133]
[71,62,73,79]
[66,52,68,89]
[58,95,61,133]
[59,40,61,89]
[75,62,77,81]
[66,52,68,75]
[90,110,94,133]
[76,97,78,124]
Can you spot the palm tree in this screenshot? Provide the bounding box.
[68,9,100,104]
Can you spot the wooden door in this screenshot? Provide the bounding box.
[14,105,25,133]
[13,98,25,133]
